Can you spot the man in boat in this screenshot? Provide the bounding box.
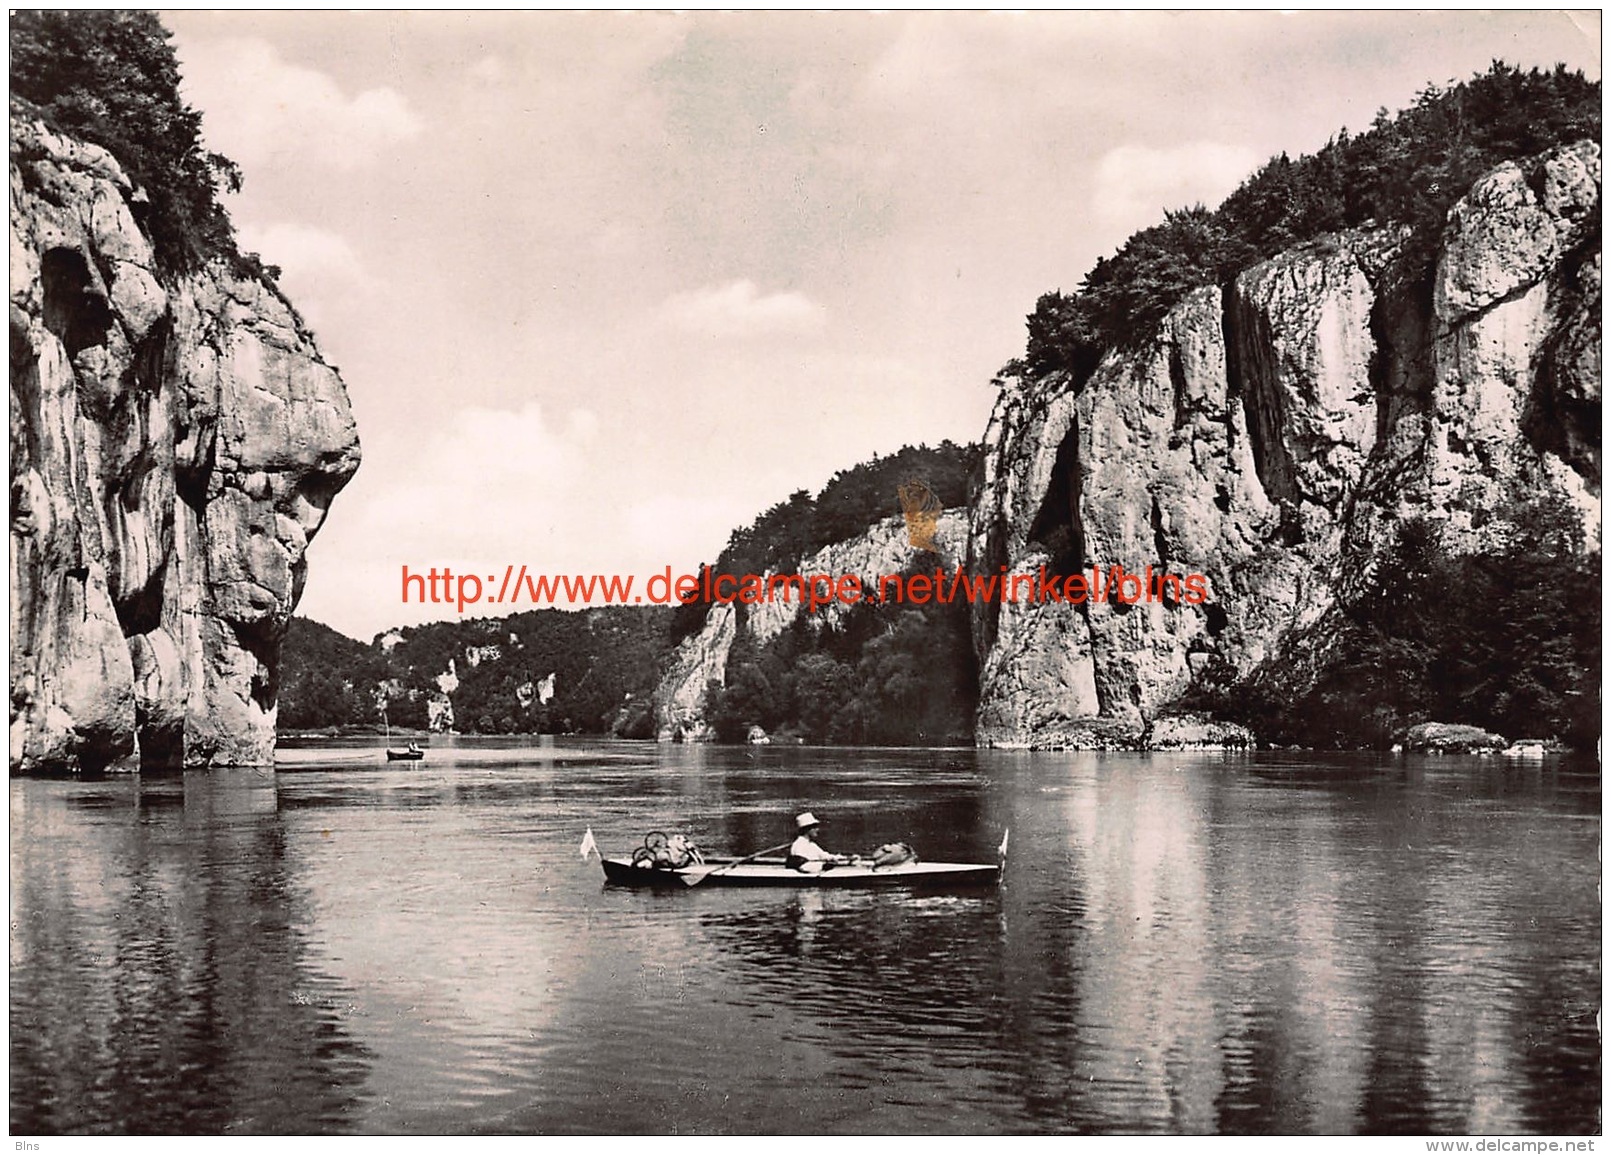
[785,812,861,874]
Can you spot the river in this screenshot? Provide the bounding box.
[9,739,1600,1134]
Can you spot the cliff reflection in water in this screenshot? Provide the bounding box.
[10,771,371,1134]
[8,744,1599,1134]
[993,755,1599,1133]
[663,753,1599,1134]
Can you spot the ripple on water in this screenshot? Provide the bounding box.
[9,744,1601,1134]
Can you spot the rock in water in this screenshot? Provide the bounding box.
[969,142,1600,749]
[10,115,361,772]
[1398,723,1508,754]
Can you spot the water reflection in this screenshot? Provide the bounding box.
[9,744,1600,1134]
[11,771,372,1133]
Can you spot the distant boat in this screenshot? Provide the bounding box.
[383,716,424,763]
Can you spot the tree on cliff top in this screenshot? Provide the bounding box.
[668,440,979,643]
[11,10,241,273]
[1016,61,1601,381]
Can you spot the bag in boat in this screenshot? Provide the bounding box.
[868,842,918,868]
[631,831,705,870]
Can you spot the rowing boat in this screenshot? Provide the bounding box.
[382,716,424,761]
[600,854,1001,889]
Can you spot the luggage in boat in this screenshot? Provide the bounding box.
[868,842,918,867]
[630,831,704,870]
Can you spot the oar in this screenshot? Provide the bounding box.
[682,841,793,887]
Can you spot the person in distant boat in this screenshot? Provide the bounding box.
[407,740,420,754]
[786,812,861,873]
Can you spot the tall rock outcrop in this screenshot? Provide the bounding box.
[10,115,360,772]
[970,142,1600,748]
[654,602,738,742]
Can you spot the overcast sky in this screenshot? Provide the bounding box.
[161,11,1600,640]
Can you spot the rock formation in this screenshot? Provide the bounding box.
[654,602,737,742]
[653,510,969,740]
[970,142,1600,748]
[427,661,459,732]
[10,114,360,771]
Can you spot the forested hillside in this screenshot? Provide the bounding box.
[279,607,674,737]
[278,618,389,730]
[682,440,980,745]
[280,441,981,742]
[1187,494,1600,748]
[704,595,977,746]
[670,440,977,642]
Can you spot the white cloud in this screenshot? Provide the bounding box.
[1090,142,1262,239]
[358,401,597,555]
[235,222,377,332]
[239,222,373,287]
[304,400,746,631]
[656,280,827,339]
[621,494,756,567]
[177,36,423,170]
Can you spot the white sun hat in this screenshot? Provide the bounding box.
[795,811,820,830]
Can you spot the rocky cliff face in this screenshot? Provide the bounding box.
[653,510,968,740]
[970,142,1600,748]
[10,115,360,772]
[654,602,737,742]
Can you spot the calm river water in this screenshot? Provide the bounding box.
[10,739,1601,1134]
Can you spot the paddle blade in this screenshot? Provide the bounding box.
[579,827,599,860]
[998,828,1010,858]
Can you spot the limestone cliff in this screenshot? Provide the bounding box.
[654,602,737,742]
[10,115,360,772]
[970,142,1600,748]
[654,510,969,741]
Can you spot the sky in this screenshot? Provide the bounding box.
[160,10,1601,640]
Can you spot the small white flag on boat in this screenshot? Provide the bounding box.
[579,827,599,860]
[998,828,1010,858]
